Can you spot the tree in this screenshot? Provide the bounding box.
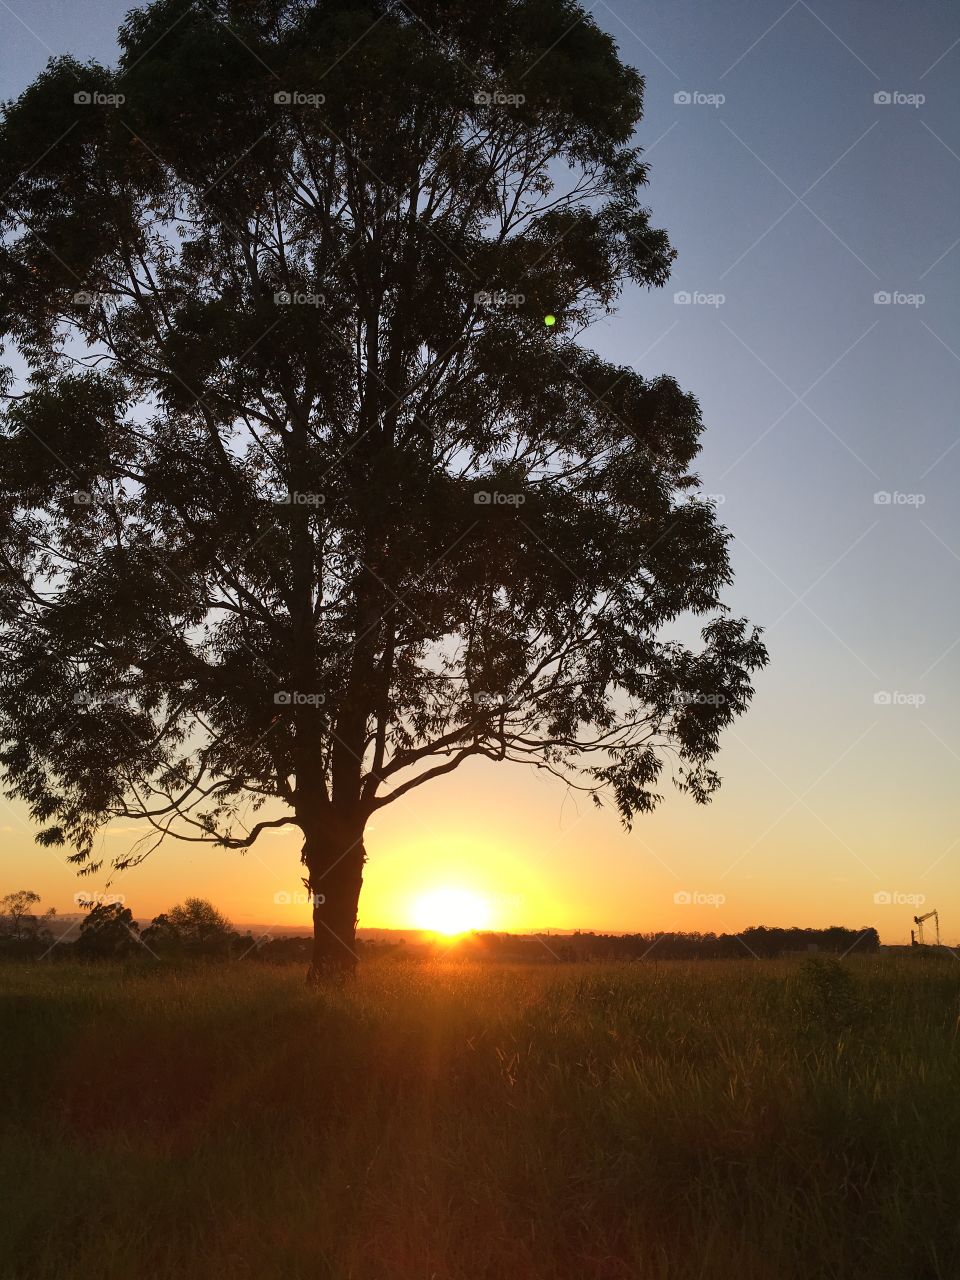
[0,888,55,954]
[74,901,142,959]
[138,912,182,956]
[142,896,237,956]
[0,0,767,979]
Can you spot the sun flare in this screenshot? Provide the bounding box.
[411,887,493,936]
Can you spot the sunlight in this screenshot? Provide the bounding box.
[411,887,493,936]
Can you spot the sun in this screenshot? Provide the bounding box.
[412,887,493,936]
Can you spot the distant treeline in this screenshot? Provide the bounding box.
[479,926,882,962]
[207,925,884,965]
[0,890,258,961]
[0,890,880,963]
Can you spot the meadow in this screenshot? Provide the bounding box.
[1,954,958,1280]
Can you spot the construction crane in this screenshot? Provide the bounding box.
[911,909,940,947]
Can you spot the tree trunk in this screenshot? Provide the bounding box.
[301,811,366,984]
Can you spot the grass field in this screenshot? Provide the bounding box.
[2,954,959,1279]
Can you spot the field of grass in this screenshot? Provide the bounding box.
[2,954,959,1279]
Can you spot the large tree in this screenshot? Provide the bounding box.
[0,0,766,978]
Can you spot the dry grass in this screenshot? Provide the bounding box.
[1,954,958,1279]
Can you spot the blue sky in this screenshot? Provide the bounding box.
[1,0,959,942]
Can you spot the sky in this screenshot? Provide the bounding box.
[1,0,959,943]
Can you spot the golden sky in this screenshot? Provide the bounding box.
[2,706,955,947]
[2,0,959,952]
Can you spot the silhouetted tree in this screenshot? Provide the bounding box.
[142,896,237,956]
[0,888,55,955]
[0,0,766,979]
[139,912,182,956]
[74,901,141,959]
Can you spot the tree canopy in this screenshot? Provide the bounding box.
[0,0,766,974]
[142,896,239,955]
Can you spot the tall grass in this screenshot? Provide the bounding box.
[1,955,958,1279]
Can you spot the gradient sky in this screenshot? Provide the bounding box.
[1,0,959,943]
